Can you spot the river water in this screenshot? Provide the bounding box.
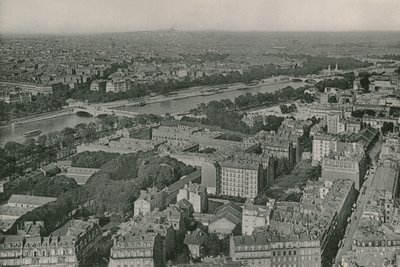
[0,81,307,146]
[118,81,307,115]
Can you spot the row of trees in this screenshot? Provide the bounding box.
[0,121,105,179]
[315,72,355,91]
[9,151,196,235]
[0,94,66,123]
[0,111,166,180]
[192,86,313,115]
[66,55,371,103]
[186,86,313,134]
[0,55,371,122]
[6,173,79,199]
[280,104,297,114]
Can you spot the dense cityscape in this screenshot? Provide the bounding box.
[1,1,400,267]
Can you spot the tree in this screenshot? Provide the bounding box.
[280,105,289,114]
[24,138,36,147]
[382,122,394,135]
[0,101,11,122]
[74,123,97,143]
[328,95,338,103]
[351,109,376,118]
[4,141,24,158]
[264,115,284,132]
[36,135,47,147]
[118,117,135,129]
[358,72,370,92]
[0,148,17,179]
[99,115,117,130]
[204,233,229,257]
[307,164,321,181]
[72,151,120,168]
[289,103,297,112]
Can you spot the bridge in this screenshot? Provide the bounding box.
[289,77,323,83]
[73,106,140,118]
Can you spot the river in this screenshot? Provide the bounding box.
[0,81,307,146]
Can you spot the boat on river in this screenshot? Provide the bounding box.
[23,129,42,138]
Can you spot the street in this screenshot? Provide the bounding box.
[335,166,377,265]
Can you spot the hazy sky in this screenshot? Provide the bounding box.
[1,0,400,34]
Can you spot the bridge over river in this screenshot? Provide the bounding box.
[288,77,323,83]
[73,106,140,118]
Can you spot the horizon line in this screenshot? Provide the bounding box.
[1,29,400,36]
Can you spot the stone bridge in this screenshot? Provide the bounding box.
[289,77,323,83]
[73,106,139,118]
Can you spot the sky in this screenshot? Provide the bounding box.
[0,0,400,34]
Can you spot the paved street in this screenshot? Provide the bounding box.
[335,167,377,265]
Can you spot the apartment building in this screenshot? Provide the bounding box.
[230,233,322,267]
[134,187,165,216]
[106,79,130,93]
[109,233,165,267]
[0,219,101,267]
[342,160,400,266]
[220,159,263,199]
[242,199,275,235]
[89,79,107,91]
[312,133,338,163]
[327,114,346,134]
[176,183,207,213]
[151,125,203,143]
[321,152,368,190]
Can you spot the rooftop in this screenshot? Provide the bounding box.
[182,182,207,194]
[354,219,400,242]
[374,160,399,194]
[184,229,208,246]
[220,158,260,170]
[232,232,319,247]
[7,194,57,206]
[166,169,201,193]
[115,232,157,247]
[51,219,97,239]
[211,202,242,225]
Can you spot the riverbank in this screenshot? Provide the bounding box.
[4,108,73,127]
[1,80,307,145]
[1,79,295,127]
[106,77,292,109]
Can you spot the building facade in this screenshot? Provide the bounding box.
[230,234,322,267]
[321,153,367,190]
[0,219,101,267]
[327,115,345,135]
[134,188,165,216]
[106,79,129,93]
[109,233,165,267]
[176,183,207,213]
[220,159,263,199]
[312,133,337,163]
[242,199,275,235]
